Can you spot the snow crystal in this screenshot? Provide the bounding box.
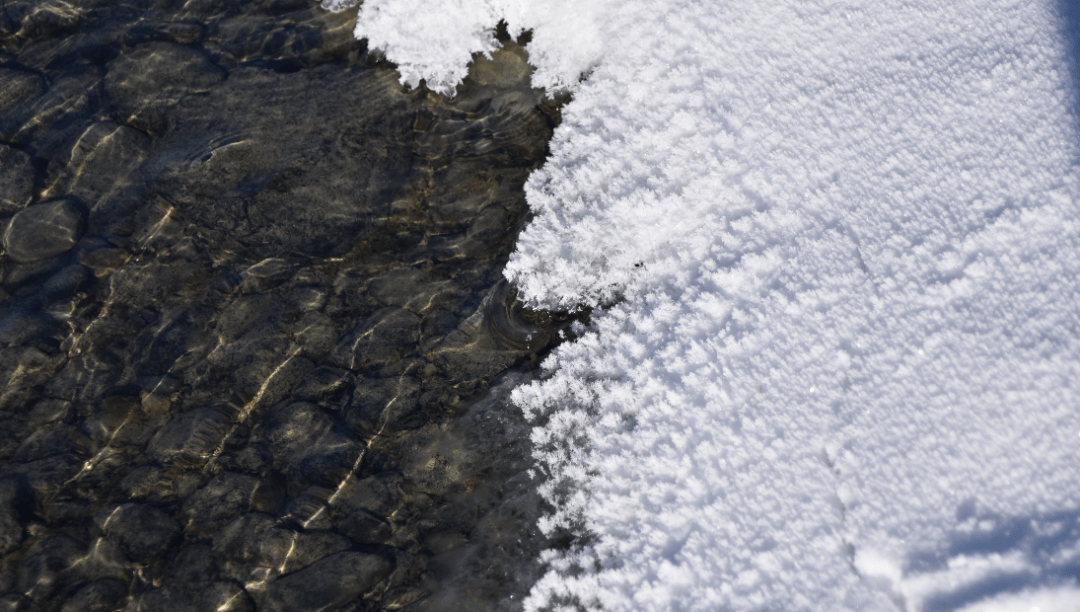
[332,0,1080,610]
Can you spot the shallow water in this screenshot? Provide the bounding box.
[0,1,570,610]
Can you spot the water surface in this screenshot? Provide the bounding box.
[0,1,570,610]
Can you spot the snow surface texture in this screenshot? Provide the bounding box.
[329,0,1080,610]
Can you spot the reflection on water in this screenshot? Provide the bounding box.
[0,1,571,610]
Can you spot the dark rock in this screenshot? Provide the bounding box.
[248,473,286,514]
[3,199,86,263]
[104,42,226,133]
[0,307,63,347]
[299,448,360,488]
[0,70,102,155]
[0,68,45,123]
[212,513,351,577]
[41,122,151,212]
[260,401,340,464]
[125,21,205,46]
[260,551,394,612]
[18,535,83,601]
[330,307,421,370]
[79,247,131,277]
[347,375,422,434]
[180,472,259,538]
[332,471,403,519]
[0,145,34,215]
[0,594,32,612]
[0,479,25,557]
[291,366,354,404]
[40,264,91,301]
[99,503,179,563]
[336,509,393,546]
[124,582,253,612]
[60,579,125,612]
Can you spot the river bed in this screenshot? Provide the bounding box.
[0,1,569,610]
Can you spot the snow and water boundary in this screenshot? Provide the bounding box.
[322,0,1080,610]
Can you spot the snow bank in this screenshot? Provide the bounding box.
[329,0,1080,610]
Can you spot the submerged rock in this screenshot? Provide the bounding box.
[0,145,34,215]
[259,551,394,612]
[3,198,85,263]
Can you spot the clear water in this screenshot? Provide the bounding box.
[0,1,571,610]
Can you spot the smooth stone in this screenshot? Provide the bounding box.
[260,551,394,612]
[3,199,86,263]
[0,145,34,215]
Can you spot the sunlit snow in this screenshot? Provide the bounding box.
[327,0,1080,610]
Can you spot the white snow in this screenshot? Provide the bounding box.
[955,586,1080,612]
[328,0,1080,610]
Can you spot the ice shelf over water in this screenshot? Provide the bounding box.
[327,0,1080,610]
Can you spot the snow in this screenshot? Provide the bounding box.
[328,0,1080,610]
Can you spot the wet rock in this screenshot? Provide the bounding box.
[125,21,205,46]
[248,473,286,514]
[0,307,63,347]
[299,448,360,488]
[41,122,151,212]
[330,307,421,370]
[3,198,86,263]
[145,65,414,257]
[0,67,45,122]
[332,471,403,519]
[123,582,253,612]
[13,422,75,462]
[98,503,179,563]
[0,594,32,612]
[40,264,91,301]
[180,472,259,537]
[0,70,102,155]
[28,399,72,425]
[19,534,83,601]
[12,453,82,501]
[260,401,334,459]
[104,42,226,134]
[259,551,394,612]
[79,247,131,277]
[347,375,422,434]
[60,579,125,612]
[336,509,393,546]
[0,479,25,557]
[0,145,34,215]
[212,513,351,576]
[291,366,354,404]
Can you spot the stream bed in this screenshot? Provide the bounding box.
[0,1,571,610]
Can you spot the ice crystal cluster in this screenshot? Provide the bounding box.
[327,0,1080,609]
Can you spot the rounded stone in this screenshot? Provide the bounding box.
[3,199,85,263]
